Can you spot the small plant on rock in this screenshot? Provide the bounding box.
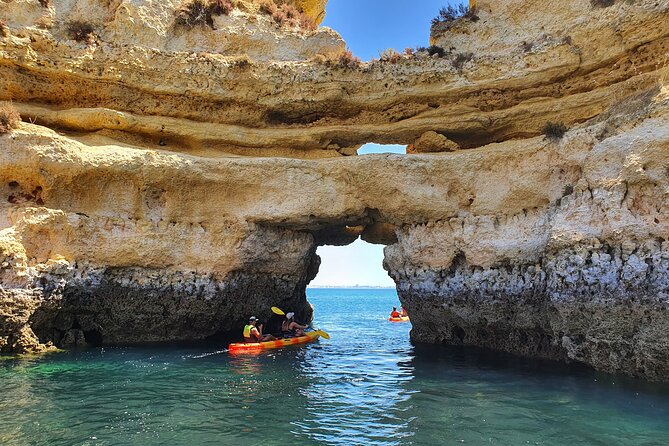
[175,0,234,29]
[379,48,402,64]
[298,13,316,31]
[66,21,97,44]
[209,0,234,15]
[175,0,210,27]
[452,52,473,72]
[315,49,361,69]
[337,49,361,69]
[543,121,568,140]
[0,102,21,135]
[259,0,277,15]
[562,184,574,197]
[417,45,448,58]
[432,4,478,26]
[258,0,316,32]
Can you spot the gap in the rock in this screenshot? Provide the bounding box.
[358,143,406,155]
[321,0,468,61]
[310,238,395,288]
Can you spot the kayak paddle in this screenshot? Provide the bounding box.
[272,307,330,339]
[271,306,285,315]
[315,329,330,340]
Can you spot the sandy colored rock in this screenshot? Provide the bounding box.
[408,131,460,153]
[0,0,669,382]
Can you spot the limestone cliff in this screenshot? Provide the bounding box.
[1,0,669,381]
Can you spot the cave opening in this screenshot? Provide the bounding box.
[357,143,407,156]
[310,238,395,289]
[306,224,410,337]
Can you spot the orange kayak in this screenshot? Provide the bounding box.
[389,316,410,323]
[228,330,323,354]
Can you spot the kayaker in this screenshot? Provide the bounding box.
[243,316,276,343]
[281,312,308,337]
[390,307,401,318]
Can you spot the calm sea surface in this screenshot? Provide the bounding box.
[1,288,669,445]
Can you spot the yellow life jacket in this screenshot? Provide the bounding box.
[243,324,253,338]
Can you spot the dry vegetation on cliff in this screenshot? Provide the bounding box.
[175,0,235,28]
[431,4,479,26]
[258,0,316,31]
[66,21,97,44]
[543,121,568,140]
[0,103,20,134]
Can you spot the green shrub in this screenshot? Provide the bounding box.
[432,4,478,25]
[416,45,448,58]
[0,102,21,135]
[543,121,568,140]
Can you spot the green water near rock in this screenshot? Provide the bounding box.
[1,288,669,445]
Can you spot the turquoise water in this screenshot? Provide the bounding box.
[2,288,669,445]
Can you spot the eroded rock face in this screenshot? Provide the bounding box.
[1,0,668,381]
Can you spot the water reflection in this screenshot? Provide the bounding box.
[1,289,669,446]
[405,344,669,446]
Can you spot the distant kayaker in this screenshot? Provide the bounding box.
[390,307,401,318]
[282,312,308,337]
[244,316,276,343]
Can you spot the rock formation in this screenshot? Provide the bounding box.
[1,0,668,381]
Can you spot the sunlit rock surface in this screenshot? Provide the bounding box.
[1,0,669,381]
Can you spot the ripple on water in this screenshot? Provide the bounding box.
[1,288,669,446]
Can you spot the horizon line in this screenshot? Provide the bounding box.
[307,285,396,289]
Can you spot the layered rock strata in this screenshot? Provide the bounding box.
[1,0,669,381]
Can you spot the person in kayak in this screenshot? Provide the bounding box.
[400,307,408,317]
[390,307,401,318]
[243,316,276,343]
[281,312,308,338]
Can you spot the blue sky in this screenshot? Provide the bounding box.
[311,1,463,287]
[321,0,464,61]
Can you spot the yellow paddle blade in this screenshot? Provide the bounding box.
[316,330,330,340]
[271,306,285,315]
